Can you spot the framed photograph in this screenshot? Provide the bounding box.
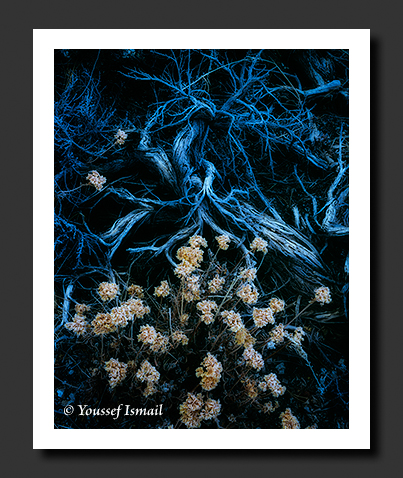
[33,29,370,449]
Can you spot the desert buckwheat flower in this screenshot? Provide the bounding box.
[150,332,170,353]
[195,353,223,391]
[221,309,244,332]
[176,246,204,267]
[200,398,221,421]
[154,280,170,298]
[127,284,144,298]
[65,314,89,336]
[269,298,285,313]
[235,327,256,348]
[262,401,279,414]
[313,286,332,305]
[179,313,189,326]
[91,313,117,335]
[197,300,218,325]
[114,129,128,145]
[258,373,286,397]
[98,282,119,301]
[136,360,160,384]
[124,298,150,318]
[236,283,259,305]
[188,235,208,248]
[216,234,231,250]
[280,408,300,429]
[269,323,285,344]
[250,236,268,254]
[179,393,204,429]
[239,268,257,282]
[110,304,134,328]
[244,379,259,399]
[172,331,189,346]
[74,303,90,316]
[104,358,128,388]
[183,275,201,302]
[285,326,305,346]
[174,260,196,278]
[137,325,157,345]
[252,307,275,328]
[208,274,225,293]
[86,170,107,191]
[243,346,264,370]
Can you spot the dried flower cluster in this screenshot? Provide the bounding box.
[216,234,231,250]
[269,298,285,313]
[208,274,225,293]
[250,236,268,254]
[234,327,256,348]
[65,314,89,336]
[183,274,201,302]
[91,313,116,335]
[136,360,160,396]
[262,401,280,414]
[280,408,301,429]
[239,268,257,281]
[127,284,144,298]
[63,234,336,429]
[221,309,244,332]
[188,235,208,248]
[314,286,332,305]
[104,358,128,388]
[197,300,218,324]
[236,283,259,305]
[75,303,90,315]
[179,393,221,428]
[195,353,223,391]
[154,280,170,298]
[269,323,285,344]
[86,170,107,191]
[171,330,189,346]
[244,379,259,399]
[252,307,275,328]
[243,346,264,370]
[137,325,169,353]
[98,282,119,301]
[258,373,286,397]
[114,129,128,145]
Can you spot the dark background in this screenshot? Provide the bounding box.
[3,0,397,475]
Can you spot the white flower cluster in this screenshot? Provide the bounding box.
[208,274,225,293]
[104,358,128,388]
[137,325,169,353]
[197,300,218,325]
[114,129,128,145]
[239,268,257,281]
[280,408,300,429]
[216,235,231,250]
[195,353,223,391]
[258,373,286,397]
[250,236,268,254]
[236,283,259,305]
[252,307,275,328]
[65,314,88,336]
[314,286,332,305]
[154,280,170,298]
[221,309,244,332]
[86,170,107,191]
[243,346,264,370]
[136,360,160,396]
[179,393,221,429]
[98,282,119,301]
